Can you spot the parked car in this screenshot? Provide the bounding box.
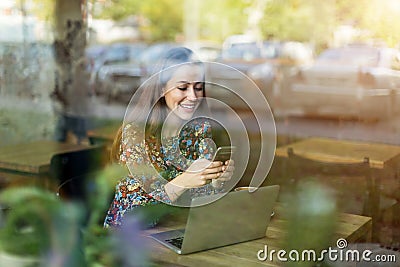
[246,41,314,106]
[184,41,221,62]
[282,45,400,119]
[211,40,313,111]
[85,44,108,69]
[99,43,179,103]
[91,43,147,95]
[217,39,266,73]
[207,38,273,112]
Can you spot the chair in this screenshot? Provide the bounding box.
[378,176,400,247]
[50,145,108,203]
[286,147,400,243]
[286,147,373,217]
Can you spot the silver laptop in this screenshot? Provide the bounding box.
[149,185,279,254]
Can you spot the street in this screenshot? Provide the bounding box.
[276,113,400,146]
[91,95,400,146]
[3,93,398,146]
[0,96,400,148]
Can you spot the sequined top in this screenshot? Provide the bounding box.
[104,118,219,227]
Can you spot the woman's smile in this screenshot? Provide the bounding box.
[179,100,198,112]
[164,64,204,121]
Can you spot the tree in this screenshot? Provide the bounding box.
[197,0,251,42]
[26,0,55,22]
[259,0,336,51]
[97,0,140,21]
[96,0,253,43]
[93,0,400,47]
[97,0,183,42]
[260,0,315,41]
[51,0,89,144]
[53,0,86,100]
[139,0,183,42]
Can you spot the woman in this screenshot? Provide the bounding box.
[104,47,234,227]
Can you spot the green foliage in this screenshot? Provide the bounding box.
[98,0,140,21]
[84,163,177,266]
[283,180,337,267]
[140,0,183,42]
[96,0,252,43]
[0,165,127,263]
[357,0,400,47]
[98,0,183,42]
[261,0,400,49]
[0,187,84,260]
[260,0,335,48]
[20,0,400,47]
[0,164,162,265]
[0,188,54,256]
[85,164,128,227]
[197,0,251,42]
[32,0,55,22]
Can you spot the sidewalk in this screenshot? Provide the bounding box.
[2,94,400,146]
[0,95,126,120]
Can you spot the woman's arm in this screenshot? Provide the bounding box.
[122,120,228,203]
[121,126,222,204]
[164,159,225,202]
[120,125,173,203]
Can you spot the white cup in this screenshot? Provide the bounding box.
[234,186,258,192]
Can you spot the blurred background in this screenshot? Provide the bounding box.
[1,0,400,265]
[1,0,400,146]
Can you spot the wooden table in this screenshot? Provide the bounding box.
[0,140,90,189]
[142,204,372,267]
[275,137,400,242]
[275,137,400,170]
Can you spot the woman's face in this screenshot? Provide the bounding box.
[163,64,204,121]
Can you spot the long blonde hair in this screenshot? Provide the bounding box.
[110,47,208,162]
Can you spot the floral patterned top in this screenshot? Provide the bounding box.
[104,118,220,227]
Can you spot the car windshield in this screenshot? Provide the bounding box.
[222,43,261,61]
[103,46,129,61]
[139,44,175,65]
[128,46,146,62]
[261,42,280,59]
[316,47,379,67]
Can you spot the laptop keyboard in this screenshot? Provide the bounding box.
[166,236,184,249]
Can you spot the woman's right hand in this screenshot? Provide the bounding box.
[173,158,224,188]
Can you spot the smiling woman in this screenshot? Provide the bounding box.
[163,65,205,122]
[104,47,235,228]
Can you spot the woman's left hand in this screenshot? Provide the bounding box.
[211,160,234,188]
[219,159,235,181]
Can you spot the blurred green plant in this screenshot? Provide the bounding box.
[0,165,159,267]
[0,162,186,266]
[0,187,86,266]
[84,164,183,266]
[283,180,338,267]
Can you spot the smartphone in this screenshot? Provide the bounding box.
[214,146,236,163]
